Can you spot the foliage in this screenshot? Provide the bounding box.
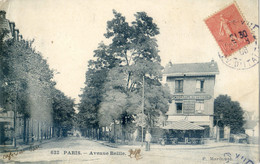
[214,94,245,134]
[78,10,171,139]
[0,36,54,120]
[0,29,75,139]
[99,10,171,130]
[77,43,111,132]
[52,88,75,136]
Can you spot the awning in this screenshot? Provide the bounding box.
[162,120,205,130]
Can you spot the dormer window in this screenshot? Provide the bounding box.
[196,80,204,92]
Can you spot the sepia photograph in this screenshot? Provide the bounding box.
[0,0,259,163]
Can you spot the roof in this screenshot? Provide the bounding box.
[162,120,204,130]
[163,60,219,76]
[244,120,258,129]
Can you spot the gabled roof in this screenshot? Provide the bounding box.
[163,60,219,76]
[244,120,258,129]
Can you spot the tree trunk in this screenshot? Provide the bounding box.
[49,127,52,138]
[26,119,29,144]
[114,120,116,143]
[99,127,102,140]
[23,116,26,143]
[37,121,39,141]
[95,128,98,140]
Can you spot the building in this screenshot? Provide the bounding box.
[243,111,259,144]
[0,108,13,145]
[161,60,219,142]
[0,10,22,41]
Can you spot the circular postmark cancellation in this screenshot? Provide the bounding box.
[218,21,258,70]
[205,2,259,70]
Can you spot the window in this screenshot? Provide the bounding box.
[175,80,183,93]
[195,101,204,113]
[196,80,204,92]
[176,103,183,114]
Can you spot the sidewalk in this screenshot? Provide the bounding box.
[93,139,259,150]
[0,138,57,153]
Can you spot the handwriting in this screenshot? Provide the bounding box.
[128,149,142,160]
[3,149,25,160]
[29,145,40,151]
[3,145,40,160]
[235,153,254,164]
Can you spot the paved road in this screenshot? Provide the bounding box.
[0,137,258,164]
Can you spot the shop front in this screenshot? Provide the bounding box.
[161,120,205,144]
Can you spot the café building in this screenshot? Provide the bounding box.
[161,60,219,143]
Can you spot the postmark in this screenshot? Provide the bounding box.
[205,3,255,57]
[218,21,258,70]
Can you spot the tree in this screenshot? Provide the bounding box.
[52,88,75,137]
[78,10,171,142]
[0,34,56,141]
[77,43,113,138]
[98,10,171,141]
[214,95,245,134]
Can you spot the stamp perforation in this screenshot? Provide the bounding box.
[204,1,257,58]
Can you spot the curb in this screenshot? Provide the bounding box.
[93,140,258,150]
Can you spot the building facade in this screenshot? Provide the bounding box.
[162,60,219,138]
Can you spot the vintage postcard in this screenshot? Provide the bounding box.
[0,0,259,163]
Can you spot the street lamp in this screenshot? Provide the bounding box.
[141,76,144,147]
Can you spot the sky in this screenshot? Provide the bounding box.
[1,0,259,114]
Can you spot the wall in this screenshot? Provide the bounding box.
[166,75,216,115]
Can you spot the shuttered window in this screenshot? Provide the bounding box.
[175,80,183,93]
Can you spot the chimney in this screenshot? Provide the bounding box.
[210,59,215,66]
[14,29,19,41]
[0,10,6,19]
[9,22,15,38]
[19,35,23,41]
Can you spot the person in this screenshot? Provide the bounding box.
[133,129,138,142]
[145,130,152,151]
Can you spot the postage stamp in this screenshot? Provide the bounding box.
[205,3,255,57]
[218,21,258,70]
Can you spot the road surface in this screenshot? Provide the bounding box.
[0,137,258,164]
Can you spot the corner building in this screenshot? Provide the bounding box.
[162,60,219,139]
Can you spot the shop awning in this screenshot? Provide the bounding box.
[162,120,205,130]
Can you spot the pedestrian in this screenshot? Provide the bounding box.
[133,129,138,142]
[145,130,152,151]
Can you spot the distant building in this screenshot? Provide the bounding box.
[244,111,259,137]
[0,10,22,41]
[0,108,13,145]
[161,60,219,141]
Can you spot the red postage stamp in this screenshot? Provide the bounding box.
[205,3,255,57]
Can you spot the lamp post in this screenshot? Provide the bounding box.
[141,76,144,147]
[13,83,17,147]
